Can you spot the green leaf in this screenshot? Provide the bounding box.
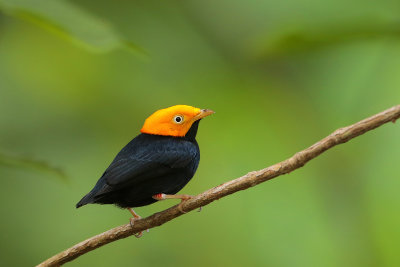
[0,0,144,54]
[0,152,67,181]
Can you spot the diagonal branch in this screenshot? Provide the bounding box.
[37,105,400,267]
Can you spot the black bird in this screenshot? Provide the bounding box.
[76,105,214,236]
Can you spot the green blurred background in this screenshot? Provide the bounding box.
[0,0,400,266]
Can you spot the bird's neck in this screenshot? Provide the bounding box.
[184,120,200,142]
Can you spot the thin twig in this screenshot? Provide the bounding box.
[37,105,400,267]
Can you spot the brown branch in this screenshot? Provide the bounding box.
[37,105,400,267]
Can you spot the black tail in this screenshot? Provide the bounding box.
[76,192,94,208]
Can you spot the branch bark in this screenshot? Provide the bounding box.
[38,105,400,267]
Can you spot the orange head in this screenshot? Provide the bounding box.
[140,105,214,137]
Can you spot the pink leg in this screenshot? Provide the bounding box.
[152,193,193,213]
[128,208,144,238]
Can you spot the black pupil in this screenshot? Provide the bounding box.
[175,116,182,123]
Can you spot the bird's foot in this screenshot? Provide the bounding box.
[177,195,193,214]
[128,208,147,238]
[129,217,143,238]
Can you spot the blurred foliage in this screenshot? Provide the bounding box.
[0,151,65,180]
[0,0,399,266]
[0,0,143,53]
[255,19,400,59]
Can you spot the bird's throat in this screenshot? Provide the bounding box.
[184,120,200,141]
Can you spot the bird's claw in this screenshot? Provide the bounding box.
[134,232,143,238]
[178,202,187,213]
[129,216,145,238]
[177,195,193,213]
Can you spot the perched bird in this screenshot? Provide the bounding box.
[76,105,214,237]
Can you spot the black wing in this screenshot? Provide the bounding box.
[92,135,198,196]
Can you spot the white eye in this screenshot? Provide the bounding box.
[173,115,184,124]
